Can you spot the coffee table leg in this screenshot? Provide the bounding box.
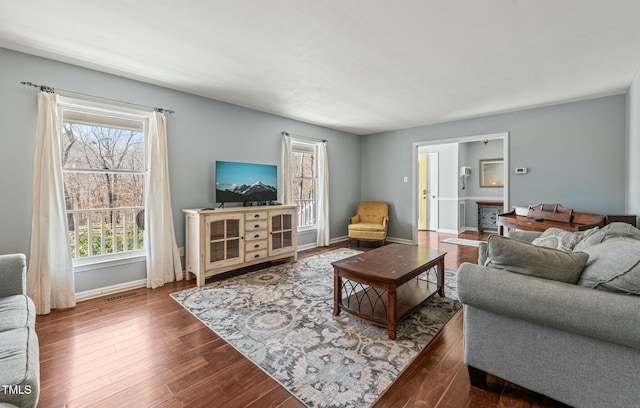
[388,286,396,339]
[437,258,445,297]
[333,270,341,316]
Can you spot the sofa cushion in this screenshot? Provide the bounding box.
[0,327,39,407]
[577,237,640,295]
[0,295,35,331]
[573,222,640,251]
[485,235,589,283]
[531,227,599,252]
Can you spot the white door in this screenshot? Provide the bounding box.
[418,155,428,230]
[426,153,439,231]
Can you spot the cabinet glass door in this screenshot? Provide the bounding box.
[207,216,243,267]
[269,210,295,255]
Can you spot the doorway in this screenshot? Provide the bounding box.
[412,132,510,244]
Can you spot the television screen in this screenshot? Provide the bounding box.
[215,161,278,203]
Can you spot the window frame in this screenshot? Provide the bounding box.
[291,139,319,232]
[57,97,152,270]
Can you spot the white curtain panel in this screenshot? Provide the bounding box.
[282,134,293,205]
[27,92,76,315]
[145,112,183,289]
[316,141,330,246]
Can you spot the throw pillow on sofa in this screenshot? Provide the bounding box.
[573,222,640,251]
[577,237,640,295]
[485,235,589,283]
[531,227,599,252]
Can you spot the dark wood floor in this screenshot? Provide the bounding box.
[35,231,569,408]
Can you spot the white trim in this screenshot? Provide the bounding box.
[438,228,462,234]
[330,236,349,244]
[73,254,146,273]
[460,196,505,201]
[386,236,414,245]
[75,279,147,302]
[297,242,318,251]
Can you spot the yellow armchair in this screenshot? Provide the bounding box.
[348,201,389,247]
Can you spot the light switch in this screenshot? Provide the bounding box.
[404,176,408,182]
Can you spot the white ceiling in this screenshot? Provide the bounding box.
[2,1,640,135]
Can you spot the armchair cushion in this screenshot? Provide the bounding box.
[349,222,387,232]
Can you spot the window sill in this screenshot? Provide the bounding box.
[297,226,318,233]
[73,252,146,273]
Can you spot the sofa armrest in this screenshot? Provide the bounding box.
[457,262,640,350]
[349,215,360,224]
[0,253,27,297]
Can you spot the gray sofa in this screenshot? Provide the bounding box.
[0,254,40,408]
[457,226,640,408]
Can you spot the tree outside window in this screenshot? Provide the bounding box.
[60,107,146,259]
[292,141,317,229]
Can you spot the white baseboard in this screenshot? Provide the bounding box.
[297,242,318,251]
[75,279,147,302]
[330,236,349,244]
[386,236,413,245]
[437,228,460,234]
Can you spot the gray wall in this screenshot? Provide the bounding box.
[627,72,640,222]
[0,47,361,292]
[361,95,627,240]
[1,45,632,292]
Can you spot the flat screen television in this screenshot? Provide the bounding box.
[215,160,278,204]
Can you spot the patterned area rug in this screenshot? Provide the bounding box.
[171,248,461,408]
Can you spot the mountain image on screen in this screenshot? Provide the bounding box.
[215,161,278,203]
[216,181,277,202]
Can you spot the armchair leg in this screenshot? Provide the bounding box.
[348,238,352,247]
[467,365,487,389]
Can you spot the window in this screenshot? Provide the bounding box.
[58,99,149,265]
[291,140,318,230]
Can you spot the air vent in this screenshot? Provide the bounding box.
[459,201,466,228]
[104,292,140,303]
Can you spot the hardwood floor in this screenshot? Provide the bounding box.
[36,231,569,408]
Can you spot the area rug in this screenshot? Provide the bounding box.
[440,237,484,247]
[171,248,461,408]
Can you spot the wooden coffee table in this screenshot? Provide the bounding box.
[332,244,447,339]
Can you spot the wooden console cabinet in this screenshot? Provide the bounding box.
[183,206,298,286]
[476,201,504,232]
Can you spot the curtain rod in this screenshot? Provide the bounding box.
[20,81,175,114]
[282,131,326,143]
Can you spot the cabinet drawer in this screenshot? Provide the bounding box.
[246,220,267,231]
[245,211,268,221]
[246,230,268,241]
[246,240,267,251]
[245,249,268,261]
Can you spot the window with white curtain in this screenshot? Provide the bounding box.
[291,140,318,230]
[58,98,150,266]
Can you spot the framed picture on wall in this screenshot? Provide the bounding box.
[479,158,504,187]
